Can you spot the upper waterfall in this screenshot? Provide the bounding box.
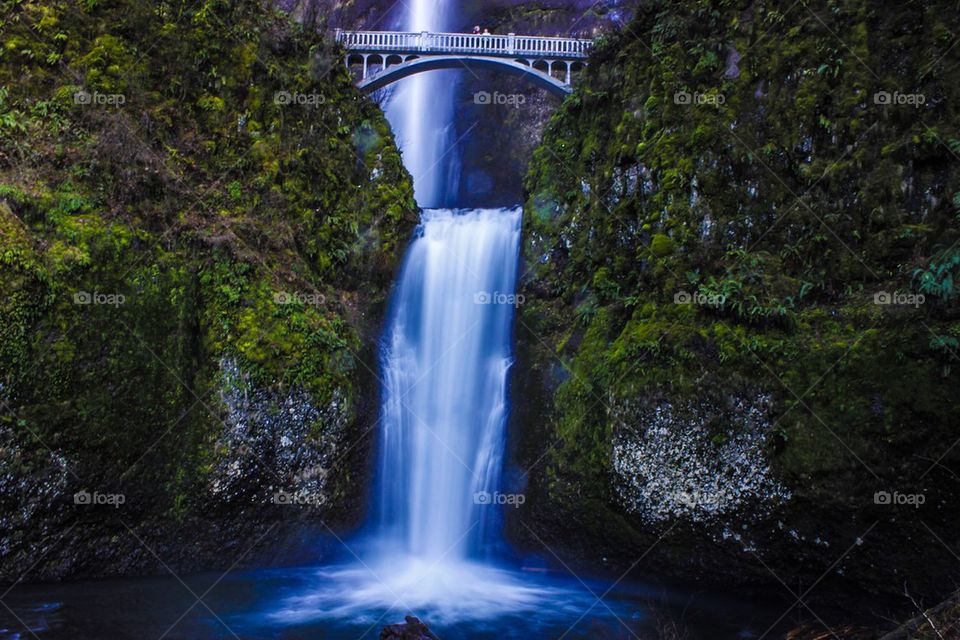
[385,0,460,207]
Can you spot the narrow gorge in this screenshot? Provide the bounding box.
[1,0,959,638]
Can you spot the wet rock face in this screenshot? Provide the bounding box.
[280,0,402,30]
[209,358,349,507]
[610,391,790,534]
[450,1,628,207]
[0,358,354,582]
[0,423,71,562]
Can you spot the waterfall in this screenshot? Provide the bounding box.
[385,0,460,207]
[268,202,559,625]
[377,207,521,559]
[375,0,519,563]
[270,0,617,630]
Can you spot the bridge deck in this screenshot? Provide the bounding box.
[335,29,593,59]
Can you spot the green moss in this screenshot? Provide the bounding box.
[0,0,415,523]
[520,0,960,556]
[649,233,674,257]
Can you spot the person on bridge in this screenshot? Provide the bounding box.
[472,25,481,34]
[482,28,491,35]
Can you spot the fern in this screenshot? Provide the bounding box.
[914,247,960,301]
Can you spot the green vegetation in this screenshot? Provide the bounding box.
[519,0,960,596]
[0,0,414,576]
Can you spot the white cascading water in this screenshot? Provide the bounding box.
[271,0,599,628]
[270,204,558,623]
[385,0,459,207]
[377,0,520,558]
[377,207,520,559]
[376,0,513,561]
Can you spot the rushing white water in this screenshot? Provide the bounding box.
[266,0,617,628]
[270,0,543,616]
[385,0,459,206]
[375,0,517,562]
[262,207,572,627]
[377,207,521,559]
[268,557,583,627]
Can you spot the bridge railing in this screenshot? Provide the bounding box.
[335,29,593,59]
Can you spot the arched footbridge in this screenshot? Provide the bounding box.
[335,29,594,97]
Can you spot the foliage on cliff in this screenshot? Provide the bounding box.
[520,0,960,596]
[0,0,415,577]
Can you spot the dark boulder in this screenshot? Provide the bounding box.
[380,615,440,640]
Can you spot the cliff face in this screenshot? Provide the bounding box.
[0,0,416,580]
[283,0,629,35]
[513,0,960,602]
[452,0,630,206]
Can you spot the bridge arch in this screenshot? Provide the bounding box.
[338,30,593,96]
[355,55,573,97]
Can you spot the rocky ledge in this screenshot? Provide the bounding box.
[380,615,441,640]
